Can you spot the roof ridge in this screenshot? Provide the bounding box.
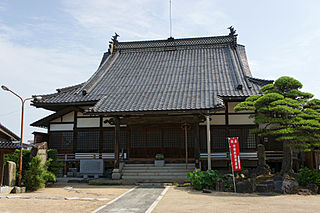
[114,34,237,52]
[117,34,233,44]
[247,76,273,86]
[77,51,120,95]
[56,82,85,93]
[33,82,84,100]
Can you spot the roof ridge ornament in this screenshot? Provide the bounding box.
[228,26,237,36]
[228,26,238,48]
[108,32,120,54]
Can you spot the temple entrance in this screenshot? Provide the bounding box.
[129,127,194,160]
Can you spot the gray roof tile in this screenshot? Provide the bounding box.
[34,34,272,113]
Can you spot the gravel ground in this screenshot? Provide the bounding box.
[2,184,320,213]
[153,187,320,213]
[0,182,132,213]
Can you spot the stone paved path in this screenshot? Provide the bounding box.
[94,186,166,213]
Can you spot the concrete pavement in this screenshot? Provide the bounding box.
[94,186,167,213]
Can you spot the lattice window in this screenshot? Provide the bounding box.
[146,129,161,148]
[103,130,114,152]
[120,130,127,151]
[199,127,227,152]
[77,131,99,152]
[212,128,227,151]
[163,128,184,148]
[49,131,73,150]
[199,128,205,152]
[102,129,127,152]
[243,129,256,149]
[229,128,256,150]
[131,129,146,148]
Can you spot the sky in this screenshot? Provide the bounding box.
[0,0,319,141]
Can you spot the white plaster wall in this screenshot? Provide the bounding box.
[199,115,225,125]
[228,102,254,113]
[77,117,100,128]
[50,123,74,131]
[229,114,254,125]
[62,112,74,122]
[102,117,114,127]
[51,117,61,122]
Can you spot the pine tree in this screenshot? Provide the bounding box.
[235,76,320,174]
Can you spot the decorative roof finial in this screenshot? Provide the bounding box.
[108,32,120,54]
[228,26,237,36]
[112,32,120,43]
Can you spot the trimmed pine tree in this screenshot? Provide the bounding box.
[235,76,320,174]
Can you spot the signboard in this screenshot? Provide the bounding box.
[228,137,241,171]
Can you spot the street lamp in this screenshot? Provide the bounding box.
[1,85,42,186]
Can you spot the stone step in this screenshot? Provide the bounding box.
[122,172,190,176]
[122,175,189,180]
[124,163,195,167]
[122,169,193,173]
[122,178,188,184]
[123,167,194,171]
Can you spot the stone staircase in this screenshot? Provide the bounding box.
[121,163,195,184]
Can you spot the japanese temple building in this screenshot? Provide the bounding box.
[31,28,280,180]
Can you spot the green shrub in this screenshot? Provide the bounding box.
[46,149,63,176]
[5,149,31,183]
[187,170,226,190]
[43,169,56,183]
[297,167,320,188]
[24,157,47,191]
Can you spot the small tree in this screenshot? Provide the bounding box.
[235,76,320,174]
[24,157,47,191]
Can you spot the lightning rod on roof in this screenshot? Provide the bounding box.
[169,0,173,38]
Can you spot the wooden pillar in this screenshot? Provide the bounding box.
[0,152,4,186]
[183,123,188,169]
[225,101,230,168]
[114,117,120,168]
[99,116,103,154]
[206,115,212,170]
[73,111,78,152]
[193,117,200,169]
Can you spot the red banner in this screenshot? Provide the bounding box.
[228,137,241,171]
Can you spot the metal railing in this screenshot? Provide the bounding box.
[200,152,258,160]
[265,151,298,160]
[57,153,127,161]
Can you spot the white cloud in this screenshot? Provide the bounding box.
[63,0,168,40]
[62,0,232,40]
[0,27,99,140]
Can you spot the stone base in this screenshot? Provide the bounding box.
[112,169,121,180]
[256,183,274,193]
[236,178,256,193]
[154,160,165,167]
[11,186,26,193]
[255,166,271,176]
[0,186,13,195]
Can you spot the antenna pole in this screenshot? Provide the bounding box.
[169,0,172,37]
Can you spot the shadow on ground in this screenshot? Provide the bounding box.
[172,186,280,197]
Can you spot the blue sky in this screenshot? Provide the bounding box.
[0,0,319,141]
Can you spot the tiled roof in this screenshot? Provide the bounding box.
[0,123,20,141]
[0,139,20,149]
[33,33,272,113]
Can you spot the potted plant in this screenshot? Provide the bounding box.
[154,154,165,167]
